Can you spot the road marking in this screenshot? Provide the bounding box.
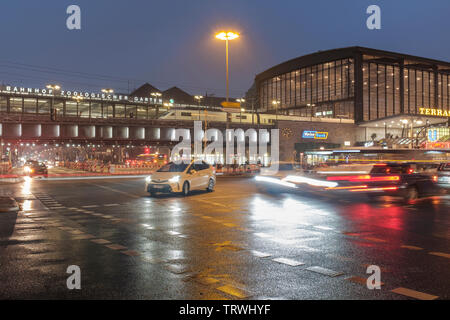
[251,250,271,258]
[216,285,250,299]
[72,234,95,240]
[314,226,334,231]
[363,237,387,243]
[90,239,111,244]
[391,287,438,300]
[223,223,237,228]
[346,276,385,286]
[306,266,343,277]
[105,244,127,250]
[82,205,99,208]
[104,203,120,207]
[272,257,304,266]
[401,245,423,250]
[254,232,272,238]
[69,230,84,235]
[429,251,450,259]
[196,277,220,285]
[89,183,141,199]
[121,250,140,256]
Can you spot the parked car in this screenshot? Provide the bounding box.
[145,160,216,196]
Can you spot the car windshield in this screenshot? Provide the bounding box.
[157,162,189,172]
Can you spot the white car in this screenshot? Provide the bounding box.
[145,160,216,196]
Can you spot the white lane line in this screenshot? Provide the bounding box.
[166,231,181,236]
[314,226,334,231]
[306,266,343,277]
[254,232,272,238]
[391,287,438,300]
[82,205,99,208]
[272,257,304,266]
[251,250,272,258]
[104,203,120,207]
[88,183,141,199]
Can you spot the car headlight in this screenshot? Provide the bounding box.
[169,176,180,183]
[145,176,152,183]
[24,166,31,173]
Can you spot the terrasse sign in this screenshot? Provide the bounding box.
[1,85,163,104]
[418,107,449,117]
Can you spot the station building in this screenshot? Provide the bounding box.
[254,47,450,160]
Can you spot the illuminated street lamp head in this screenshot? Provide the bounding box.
[102,88,114,94]
[194,95,203,100]
[215,31,239,41]
[151,92,162,97]
[272,100,280,105]
[46,84,61,90]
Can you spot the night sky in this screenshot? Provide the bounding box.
[0,0,449,97]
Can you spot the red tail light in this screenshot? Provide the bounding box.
[350,186,398,192]
[327,175,400,182]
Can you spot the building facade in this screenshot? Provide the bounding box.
[255,47,450,123]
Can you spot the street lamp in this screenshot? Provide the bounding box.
[215,31,239,102]
[272,100,280,121]
[101,88,114,94]
[194,95,203,120]
[46,84,61,121]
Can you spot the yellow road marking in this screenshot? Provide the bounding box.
[363,237,387,243]
[391,287,438,300]
[401,245,423,250]
[429,251,450,259]
[216,285,250,299]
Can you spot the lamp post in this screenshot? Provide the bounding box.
[215,31,239,103]
[46,84,61,121]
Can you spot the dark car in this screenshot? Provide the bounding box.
[326,163,440,201]
[24,160,48,176]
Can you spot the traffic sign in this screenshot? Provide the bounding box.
[221,101,241,109]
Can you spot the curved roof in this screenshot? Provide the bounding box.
[255,46,450,83]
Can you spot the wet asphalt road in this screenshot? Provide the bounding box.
[0,176,449,300]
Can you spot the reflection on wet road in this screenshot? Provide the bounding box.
[0,177,448,299]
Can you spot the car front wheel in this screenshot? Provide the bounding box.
[182,182,190,196]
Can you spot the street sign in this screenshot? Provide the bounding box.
[221,101,241,109]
